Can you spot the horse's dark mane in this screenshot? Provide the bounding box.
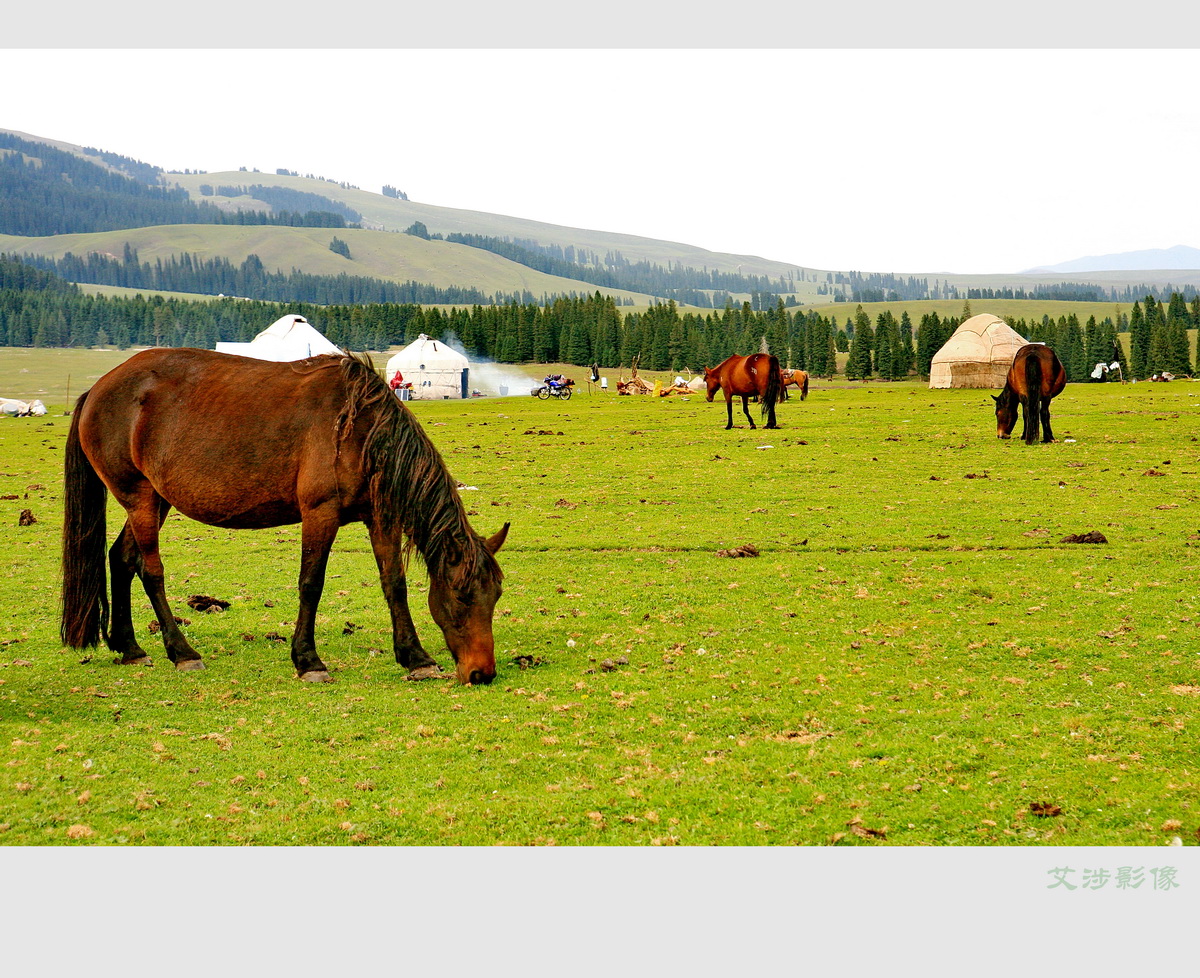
[334,353,501,589]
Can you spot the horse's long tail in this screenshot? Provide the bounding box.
[1024,352,1043,445]
[763,357,785,419]
[801,373,809,401]
[61,390,109,648]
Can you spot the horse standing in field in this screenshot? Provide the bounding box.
[703,353,787,430]
[992,343,1068,445]
[61,349,509,685]
[781,368,810,400]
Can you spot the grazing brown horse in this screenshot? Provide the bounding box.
[992,343,1068,445]
[781,368,810,400]
[61,348,508,685]
[704,353,787,429]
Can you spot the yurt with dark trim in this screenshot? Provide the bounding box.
[385,334,470,399]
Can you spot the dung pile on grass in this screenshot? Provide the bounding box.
[1061,531,1108,544]
[717,543,759,558]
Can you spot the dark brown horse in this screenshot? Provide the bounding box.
[703,353,787,430]
[992,343,1068,445]
[781,368,810,400]
[61,348,508,685]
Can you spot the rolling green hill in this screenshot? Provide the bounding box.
[6,127,1200,313]
[0,224,654,305]
[169,169,815,284]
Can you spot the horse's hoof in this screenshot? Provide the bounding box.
[299,669,333,683]
[114,654,152,666]
[406,664,448,681]
[175,659,205,672]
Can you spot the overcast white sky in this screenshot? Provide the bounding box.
[6,15,1200,275]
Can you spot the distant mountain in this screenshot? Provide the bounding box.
[1025,245,1200,274]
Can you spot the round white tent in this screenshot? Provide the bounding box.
[929,314,1029,389]
[215,314,341,362]
[385,334,470,400]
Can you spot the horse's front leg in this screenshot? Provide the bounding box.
[742,395,756,429]
[367,520,442,679]
[292,510,340,682]
[724,394,734,430]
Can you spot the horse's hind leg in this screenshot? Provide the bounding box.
[1040,403,1055,443]
[741,395,756,429]
[368,520,441,679]
[106,519,152,665]
[764,395,779,429]
[121,492,204,671]
[1021,402,1038,444]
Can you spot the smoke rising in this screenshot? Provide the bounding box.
[441,330,538,397]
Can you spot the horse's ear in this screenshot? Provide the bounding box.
[485,522,510,554]
[991,394,999,403]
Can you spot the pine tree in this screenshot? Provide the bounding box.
[1128,301,1150,379]
[1165,292,1194,375]
[849,306,873,377]
[846,319,872,380]
[1061,315,1085,381]
[873,311,901,380]
[898,311,915,376]
[916,312,943,378]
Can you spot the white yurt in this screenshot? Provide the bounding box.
[385,334,470,400]
[928,314,1029,389]
[215,315,341,362]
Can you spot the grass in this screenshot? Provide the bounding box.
[2,353,1200,846]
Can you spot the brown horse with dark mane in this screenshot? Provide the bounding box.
[704,353,787,429]
[992,343,1068,445]
[61,348,508,685]
[781,368,810,400]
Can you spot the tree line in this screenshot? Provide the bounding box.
[440,232,795,307]
[200,184,363,226]
[12,249,522,307]
[1,255,1194,381]
[0,132,353,236]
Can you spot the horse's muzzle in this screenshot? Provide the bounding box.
[455,650,496,685]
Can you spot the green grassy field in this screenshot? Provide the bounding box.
[2,352,1199,846]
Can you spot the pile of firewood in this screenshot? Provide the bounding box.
[616,357,654,395]
[615,357,697,397]
[657,381,695,397]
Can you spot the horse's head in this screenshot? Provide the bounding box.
[993,390,1017,439]
[703,366,720,401]
[427,523,509,685]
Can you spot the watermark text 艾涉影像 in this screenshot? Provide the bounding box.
[1047,866,1179,891]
